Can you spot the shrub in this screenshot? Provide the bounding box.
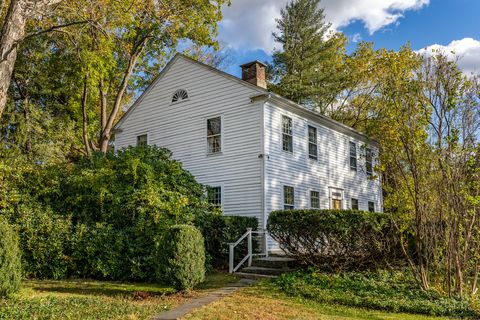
[275,269,476,317]
[0,217,22,298]
[267,209,398,270]
[195,213,258,270]
[157,225,205,291]
[14,206,72,279]
[71,223,125,279]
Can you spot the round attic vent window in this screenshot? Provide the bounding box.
[171,89,188,103]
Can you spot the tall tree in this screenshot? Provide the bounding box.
[62,0,228,153]
[269,0,347,112]
[0,0,64,118]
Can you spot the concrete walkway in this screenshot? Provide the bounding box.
[153,278,256,320]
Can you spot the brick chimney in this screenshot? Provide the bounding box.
[240,60,267,89]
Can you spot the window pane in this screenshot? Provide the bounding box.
[207,117,221,136]
[368,201,375,212]
[366,148,373,175]
[308,126,316,143]
[349,142,357,170]
[283,134,293,152]
[351,198,359,210]
[283,186,294,209]
[137,134,147,147]
[208,136,221,153]
[208,186,222,206]
[282,116,292,135]
[311,191,320,208]
[309,143,318,160]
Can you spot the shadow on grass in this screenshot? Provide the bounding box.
[25,272,237,299]
[27,280,176,298]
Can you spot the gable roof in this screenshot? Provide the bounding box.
[113,53,267,130]
[113,53,377,147]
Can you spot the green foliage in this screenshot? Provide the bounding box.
[0,217,21,298]
[275,269,476,317]
[157,225,206,291]
[71,223,125,280]
[14,206,72,280]
[268,209,398,270]
[1,146,214,282]
[269,0,347,111]
[195,213,258,270]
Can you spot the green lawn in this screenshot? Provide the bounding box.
[183,281,451,320]
[0,273,238,320]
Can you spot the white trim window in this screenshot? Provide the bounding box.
[282,115,293,152]
[351,198,359,210]
[349,142,357,171]
[330,188,343,210]
[137,134,148,147]
[283,185,294,210]
[207,186,222,206]
[368,201,375,212]
[366,148,373,176]
[310,190,320,209]
[308,125,318,160]
[207,116,222,154]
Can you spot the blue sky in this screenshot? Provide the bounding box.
[217,0,480,77]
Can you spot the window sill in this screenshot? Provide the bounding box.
[206,152,223,157]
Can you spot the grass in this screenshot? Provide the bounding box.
[183,280,451,320]
[0,273,238,320]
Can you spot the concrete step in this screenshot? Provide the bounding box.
[241,266,291,276]
[253,256,297,269]
[234,272,277,280]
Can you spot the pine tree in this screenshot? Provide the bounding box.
[269,0,346,112]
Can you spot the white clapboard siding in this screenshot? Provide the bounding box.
[263,101,383,222]
[115,55,265,222]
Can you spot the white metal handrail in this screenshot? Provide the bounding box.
[228,228,269,273]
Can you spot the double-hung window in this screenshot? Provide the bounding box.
[283,186,294,210]
[137,134,147,147]
[351,198,359,210]
[207,117,222,154]
[366,148,373,176]
[349,142,357,171]
[310,191,320,209]
[308,126,318,160]
[368,201,375,212]
[207,186,222,206]
[282,115,293,152]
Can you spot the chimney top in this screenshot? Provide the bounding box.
[240,60,267,89]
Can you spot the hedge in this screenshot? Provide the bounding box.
[267,209,398,270]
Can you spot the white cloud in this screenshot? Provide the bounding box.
[351,33,362,43]
[220,0,429,53]
[417,38,480,75]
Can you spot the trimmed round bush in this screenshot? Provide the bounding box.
[0,217,22,298]
[157,225,205,291]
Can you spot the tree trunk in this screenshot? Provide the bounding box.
[0,0,27,118]
[0,0,64,118]
[81,73,91,155]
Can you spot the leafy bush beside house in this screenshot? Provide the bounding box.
[0,217,22,298]
[157,225,206,291]
[267,209,399,270]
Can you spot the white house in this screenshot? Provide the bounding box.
[113,53,383,245]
